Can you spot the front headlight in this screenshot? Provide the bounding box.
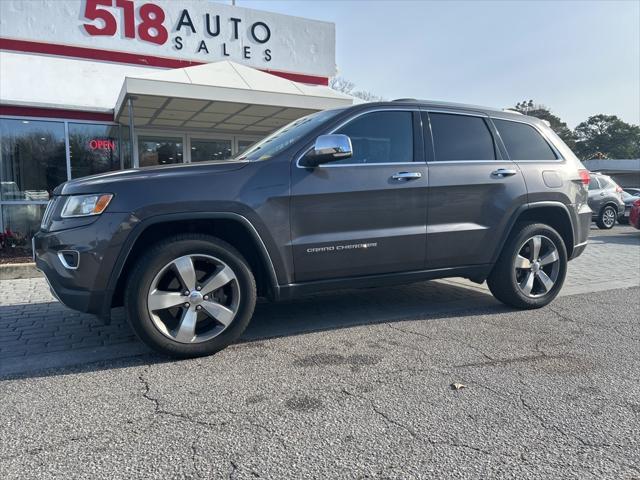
[61,194,113,218]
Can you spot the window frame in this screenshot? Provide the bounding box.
[295,107,424,169]
[422,109,503,163]
[488,116,564,162]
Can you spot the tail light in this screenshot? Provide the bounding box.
[634,199,640,207]
[615,185,623,193]
[578,169,590,185]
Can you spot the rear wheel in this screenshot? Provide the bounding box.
[125,234,256,357]
[596,205,617,229]
[487,222,567,309]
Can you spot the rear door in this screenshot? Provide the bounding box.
[290,108,428,282]
[423,110,528,268]
[587,175,604,211]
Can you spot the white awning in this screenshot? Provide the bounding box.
[114,61,352,134]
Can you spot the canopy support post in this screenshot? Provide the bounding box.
[127,96,137,168]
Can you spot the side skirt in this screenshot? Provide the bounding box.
[274,264,492,301]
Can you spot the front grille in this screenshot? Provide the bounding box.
[40,197,57,230]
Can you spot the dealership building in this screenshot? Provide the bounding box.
[0,0,351,247]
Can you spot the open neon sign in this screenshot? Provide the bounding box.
[89,139,116,150]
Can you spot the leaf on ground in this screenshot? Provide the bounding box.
[451,383,466,391]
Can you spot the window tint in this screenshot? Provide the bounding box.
[333,111,413,164]
[429,113,495,161]
[494,119,557,161]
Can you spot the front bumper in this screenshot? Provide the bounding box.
[34,212,132,315]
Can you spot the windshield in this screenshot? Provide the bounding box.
[238,108,345,161]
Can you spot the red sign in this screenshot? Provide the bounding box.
[89,139,116,150]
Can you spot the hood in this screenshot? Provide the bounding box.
[56,160,249,196]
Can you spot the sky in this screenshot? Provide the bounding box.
[224,0,639,128]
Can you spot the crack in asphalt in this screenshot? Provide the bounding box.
[138,369,227,429]
[340,386,494,457]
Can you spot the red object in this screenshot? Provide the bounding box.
[89,139,116,150]
[0,37,329,85]
[615,185,623,193]
[629,199,640,230]
[578,169,590,185]
[0,105,113,122]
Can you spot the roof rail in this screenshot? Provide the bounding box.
[392,98,417,102]
[502,108,524,115]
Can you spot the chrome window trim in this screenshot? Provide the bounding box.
[295,107,421,169]
[489,116,565,162]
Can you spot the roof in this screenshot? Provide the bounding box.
[114,61,353,129]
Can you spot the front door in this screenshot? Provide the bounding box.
[423,110,528,269]
[290,109,428,282]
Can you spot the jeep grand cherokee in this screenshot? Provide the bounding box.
[34,100,592,357]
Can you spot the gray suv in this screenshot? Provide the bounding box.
[587,173,625,229]
[34,101,592,357]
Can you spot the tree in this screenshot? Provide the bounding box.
[513,101,576,149]
[329,76,384,102]
[573,114,640,160]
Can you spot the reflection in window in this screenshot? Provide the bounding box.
[138,136,183,167]
[334,111,414,164]
[0,119,66,200]
[69,123,121,178]
[429,113,496,161]
[191,139,232,162]
[1,204,47,253]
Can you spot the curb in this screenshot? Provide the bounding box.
[0,262,41,280]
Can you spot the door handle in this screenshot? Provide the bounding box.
[491,168,517,178]
[392,172,422,181]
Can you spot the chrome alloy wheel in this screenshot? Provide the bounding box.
[514,235,560,298]
[147,254,240,344]
[602,207,616,228]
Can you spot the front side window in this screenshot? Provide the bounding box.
[138,136,183,167]
[493,119,557,161]
[0,118,66,200]
[69,123,121,178]
[429,113,495,161]
[333,111,414,164]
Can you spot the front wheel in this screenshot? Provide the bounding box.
[125,234,256,358]
[596,205,617,229]
[487,222,567,309]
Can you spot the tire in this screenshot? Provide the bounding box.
[487,222,567,309]
[124,234,256,358]
[596,205,617,229]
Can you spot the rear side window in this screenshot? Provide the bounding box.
[493,119,557,161]
[589,176,601,190]
[429,113,496,161]
[333,111,413,164]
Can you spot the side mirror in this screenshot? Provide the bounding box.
[299,134,353,167]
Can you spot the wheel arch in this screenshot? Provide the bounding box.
[107,213,280,313]
[493,202,576,265]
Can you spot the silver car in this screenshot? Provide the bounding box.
[588,173,625,229]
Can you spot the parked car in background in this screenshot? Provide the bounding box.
[619,191,639,224]
[623,187,640,197]
[629,198,640,230]
[588,173,625,229]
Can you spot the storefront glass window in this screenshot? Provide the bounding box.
[120,126,133,169]
[138,136,183,167]
[1,204,47,254]
[190,139,233,162]
[69,123,121,178]
[237,139,255,155]
[0,118,66,200]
